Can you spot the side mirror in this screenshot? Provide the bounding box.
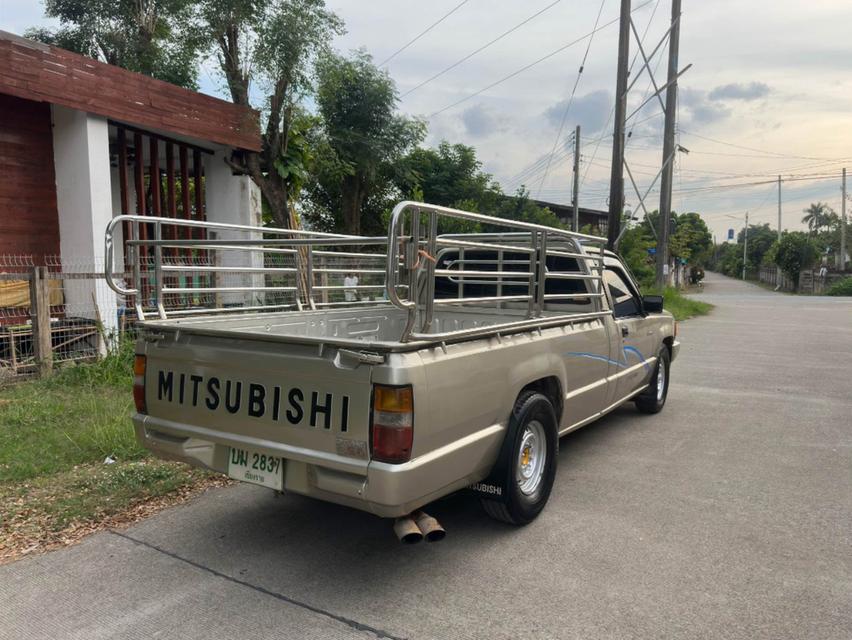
[643,295,664,313]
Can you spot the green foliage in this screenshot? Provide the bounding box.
[617,222,656,289]
[305,49,425,235]
[656,287,713,321]
[801,202,838,234]
[25,0,204,88]
[669,212,713,265]
[825,277,852,296]
[774,231,818,289]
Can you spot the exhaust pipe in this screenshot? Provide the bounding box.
[393,515,423,544]
[413,510,446,542]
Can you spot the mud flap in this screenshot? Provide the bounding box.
[465,446,514,503]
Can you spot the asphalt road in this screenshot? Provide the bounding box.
[2,272,851,640]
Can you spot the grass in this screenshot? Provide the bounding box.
[649,286,714,321]
[0,340,218,560]
[825,277,852,296]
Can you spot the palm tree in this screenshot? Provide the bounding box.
[801,202,836,233]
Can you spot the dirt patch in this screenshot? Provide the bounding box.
[1,464,233,565]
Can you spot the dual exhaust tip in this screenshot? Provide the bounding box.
[393,510,446,544]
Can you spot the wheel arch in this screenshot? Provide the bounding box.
[519,376,564,425]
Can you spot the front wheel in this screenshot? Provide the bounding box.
[635,346,670,414]
[482,391,558,525]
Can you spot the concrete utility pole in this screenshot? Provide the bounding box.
[607,0,631,250]
[655,0,682,287]
[841,167,847,271]
[572,125,581,232]
[777,175,782,242]
[742,211,749,281]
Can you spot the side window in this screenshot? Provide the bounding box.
[604,268,641,318]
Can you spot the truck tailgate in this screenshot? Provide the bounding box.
[140,332,375,470]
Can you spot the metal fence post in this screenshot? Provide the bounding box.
[29,265,53,376]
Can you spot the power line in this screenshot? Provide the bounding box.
[427,0,655,118]
[534,0,607,198]
[379,0,472,67]
[580,0,662,187]
[678,129,852,162]
[402,0,563,98]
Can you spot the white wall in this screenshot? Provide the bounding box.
[205,149,263,306]
[51,105,119,344]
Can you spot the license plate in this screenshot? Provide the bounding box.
[227,447,284,491]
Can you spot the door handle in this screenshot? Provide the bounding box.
[621,326,629,337]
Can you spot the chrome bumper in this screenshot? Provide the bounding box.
[134,415,503,518]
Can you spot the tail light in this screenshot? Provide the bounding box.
[133,354,147,413]
[371,384,413,463]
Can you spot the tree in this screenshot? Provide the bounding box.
[310,50,425,235]
[737,223,777,269]
[801,202,837,234]
[774,231,817,290]
[669,212,713,266]
[394,142,497,210]
[25,0,203,89]
[202,0,345,228]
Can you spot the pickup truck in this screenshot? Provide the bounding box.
[107,201,678,540]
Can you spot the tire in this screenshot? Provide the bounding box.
[635,346,670,414]
[481,391,558,525]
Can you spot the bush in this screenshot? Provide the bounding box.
[826,277,852,296]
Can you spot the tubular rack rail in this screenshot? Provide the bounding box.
[105,201,608,343]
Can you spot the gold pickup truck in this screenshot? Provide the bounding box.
[108,201,678,542]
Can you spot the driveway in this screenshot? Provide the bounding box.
[2,272,851,639]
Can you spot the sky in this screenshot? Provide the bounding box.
[3,0,852,241]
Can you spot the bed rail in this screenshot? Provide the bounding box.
[105,201,608,342]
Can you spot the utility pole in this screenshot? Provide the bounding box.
[572,125,581,232]
[777,175,782,242]
[607,0,631,250]
[655,0,682,287]
[742,211,749,281]
[841,167,847,271]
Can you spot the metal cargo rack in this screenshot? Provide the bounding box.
[105,201,609,344]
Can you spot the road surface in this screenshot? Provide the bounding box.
[2,272,851,639]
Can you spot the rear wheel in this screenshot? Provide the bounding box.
[635,346,670,414]
[482,391,558,525]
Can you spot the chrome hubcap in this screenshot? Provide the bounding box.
[657,361,666,402]
[517,420,547,496]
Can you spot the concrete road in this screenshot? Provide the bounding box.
[2,273,851,640]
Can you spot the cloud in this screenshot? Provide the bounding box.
[708,82,771,101]
[544,90,612,136]
[680,88,731,126]
[459,104,510,138]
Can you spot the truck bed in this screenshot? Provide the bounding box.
[140,304,579,352]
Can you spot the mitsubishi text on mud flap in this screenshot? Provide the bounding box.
[107,201,679,540]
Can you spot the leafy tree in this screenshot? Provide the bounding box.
[25,0,203,89]
[618,222,656,288]
[774,231,818,290]
[801,202,837,234]
[202,0,345,228]
[394,142,497,210]
[736,223,777,270]
[309,49,425,235]
[669,212,713,266]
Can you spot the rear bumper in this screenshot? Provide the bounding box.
[134,414,504,518]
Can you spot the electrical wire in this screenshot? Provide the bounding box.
[533,0,608,199]
[379,0,472,67]
[402,0,563,98]
[427,0,655,118]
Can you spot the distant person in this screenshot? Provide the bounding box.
[343,272,359,302]
[819,265,828,282]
